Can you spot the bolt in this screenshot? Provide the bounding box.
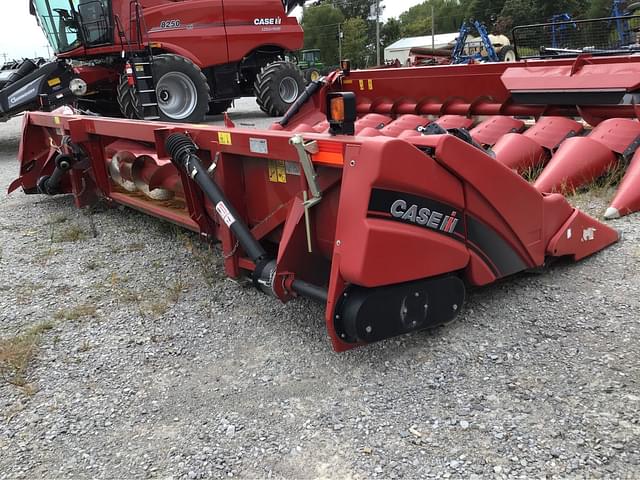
[336,240,341,246]
[340,333,346,338]
[335,315,341,320]
[414,292,420,297]
[365,326,372,333]
[452,304,458,311]
[349,160,356,167]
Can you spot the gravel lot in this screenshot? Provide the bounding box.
[1,100,639,479]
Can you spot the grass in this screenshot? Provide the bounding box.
[0,321,55,388]
[0,302,100,392]
[521,162,546,184]
[53,304,98,322]
[15,282,45,305]
[44,214,68,226]
[53,224,87,243]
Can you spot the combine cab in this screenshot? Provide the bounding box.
[12,53,640,350]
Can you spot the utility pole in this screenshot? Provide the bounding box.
[338,24,343,60]
[376,0,381,65]
[431,4,435,51]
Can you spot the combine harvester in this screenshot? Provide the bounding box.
[9,53,639,350]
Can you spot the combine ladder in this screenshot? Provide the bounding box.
[131,57,160,121]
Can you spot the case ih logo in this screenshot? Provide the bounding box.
[254,17,282,25]
[367,188,465,238]
[390,199,460,234]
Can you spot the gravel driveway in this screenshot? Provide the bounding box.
[1,102,638,479]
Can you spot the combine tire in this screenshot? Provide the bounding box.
[304,67,321,83]
[117,75,143,120]
[208,99,233,115]
[153,54,210,123]
[254,61,305,117]
[498,45,517,62]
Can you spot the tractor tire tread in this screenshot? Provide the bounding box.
[117,75,143,120]
[254,61,305,117]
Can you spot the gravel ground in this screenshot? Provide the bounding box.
[0,101,639,479]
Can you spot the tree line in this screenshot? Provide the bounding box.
[302,0,621,67]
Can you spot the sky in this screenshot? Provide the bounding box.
[0,0,425,62]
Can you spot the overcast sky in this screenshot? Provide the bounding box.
[0,0,425,62]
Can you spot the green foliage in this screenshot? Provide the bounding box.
[467,0,505,25]
[586,0,612,18]
[302,4,345,65]
[302,0,613,65]
[329,0,383,21]
[342,18,370,67]
[381,17,402,49]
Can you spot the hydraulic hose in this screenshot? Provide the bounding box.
[165,134,267,264]
[165,133,329,304]
[278,78,324,128]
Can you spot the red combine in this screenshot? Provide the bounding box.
[29,0,306,122]
[11,54,639,351]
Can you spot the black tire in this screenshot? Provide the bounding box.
[117,74,143,119]
[498,45,517,62]
[254,61,305,117]
[208,99,233,115]
[304,68,321,83]
[153,54,210,123]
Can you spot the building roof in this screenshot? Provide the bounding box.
[385,33,459,52]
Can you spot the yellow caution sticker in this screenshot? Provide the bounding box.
[268,160,278,182]
[276,160,287,183]
[54,116,61,125]
[343,79,353,85]
[136,65,145,72]
[48,77,61,87]
[218,132,232,145]
[268,160,287,183]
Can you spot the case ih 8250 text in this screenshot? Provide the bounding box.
[0,0,307,123]
[11,54,640,350]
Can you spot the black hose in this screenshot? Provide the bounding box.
[165,134,267,264]
[37,153,74,195]
[166,134,330,304]
[278,79,324,127]
[292,279,328,303]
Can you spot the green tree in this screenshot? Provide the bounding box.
[587,0,612,18]
[466,0,505,24]
[399,0,469,37]
[342,17,369,68]
[498,0,539,31]
[301,4,345,65]
[381,17,402,49]
[332,0,382,21]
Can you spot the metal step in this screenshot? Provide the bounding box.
[144,116,160,120]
